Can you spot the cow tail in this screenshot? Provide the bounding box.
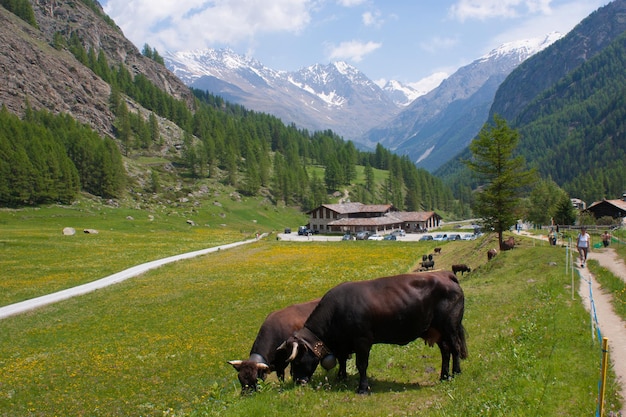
[456,324,468,360]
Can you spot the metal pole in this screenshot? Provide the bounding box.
[598,337,609,417]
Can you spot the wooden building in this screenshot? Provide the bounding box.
[306,203,442,234]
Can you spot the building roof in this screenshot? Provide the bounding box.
[328,216,400,227]
[327,211,439,227]
[310,203,394,214]
[392,211,440,222]
[586,198,626,214]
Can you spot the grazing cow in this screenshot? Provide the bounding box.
[420,260,435,270]
[452,264,471,276]
[500,237,515,251]
[228,299,319,393]
[428,254,433,261]
[278,271,467,394]
[434,247,442,254]
[422,254,428,262]
[487,248,497,260]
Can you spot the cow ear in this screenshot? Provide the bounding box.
[227,360,243,370]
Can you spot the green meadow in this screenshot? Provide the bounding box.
[0,204,623,416]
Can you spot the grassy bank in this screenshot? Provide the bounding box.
[0,232,621,416]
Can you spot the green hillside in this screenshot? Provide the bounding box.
[0,1,461,218]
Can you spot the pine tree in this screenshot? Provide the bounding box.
[465,115,536,248]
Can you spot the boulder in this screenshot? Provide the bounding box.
[62,227,76,236]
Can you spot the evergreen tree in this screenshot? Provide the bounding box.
[553,193,577,226]
[465,115,536,248]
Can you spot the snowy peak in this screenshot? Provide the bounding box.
[164,48,280,87]
[165,48,401,140]
[381,74,449,106]
[479,32,563,63]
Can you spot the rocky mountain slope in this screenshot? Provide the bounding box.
[0,0,193,139]
[361,33,562,171]
[165,49,404,144]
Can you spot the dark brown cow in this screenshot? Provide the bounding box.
[434,247,442,254]
[228,299,319,393]
[500,237,515,251]
[487,248,497,260]
[278,271,467,394]
[451,264,471,276]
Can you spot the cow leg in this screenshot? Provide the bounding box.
[355,346,372,394]
[275,365,286,382]
[336,356,348,380]
[452,352,462,375]
[437,340,452,380]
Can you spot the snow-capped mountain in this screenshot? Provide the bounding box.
[165,33,560,164]
[361,32,563,171]
[380,73,448,107]
[164,49,402,141]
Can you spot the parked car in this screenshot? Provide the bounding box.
[432,234,448,241]
[391,229,406,237]
[284,227,291,234]
[419,235,433,241]
[342,233,353,241]
[368,234,384,241]
[383,234,397,240]
[447,234,462,241]
[297,226,309,235]
[355,231,372,240]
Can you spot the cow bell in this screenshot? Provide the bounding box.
[320,354,337,370]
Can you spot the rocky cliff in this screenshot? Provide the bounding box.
[0,0,194,138]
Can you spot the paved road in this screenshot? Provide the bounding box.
[0,237,261,320]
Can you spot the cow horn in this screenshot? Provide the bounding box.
[256,363,270,370]
[227,360,243,370]
[286,341,299,362]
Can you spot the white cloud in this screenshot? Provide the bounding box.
[336,0,366,6]
[327,40,382,62]
[448,0,552,22]
[103,0,314,51]
[419,36,459,54]
[362,11,378,27]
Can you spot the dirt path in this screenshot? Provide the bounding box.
[521,231,625,413]
[582,248,626,415]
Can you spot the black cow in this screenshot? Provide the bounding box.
[420,260,435,270]
[451,264,471,276]
[228,299,319,393]
[278,271,467,394]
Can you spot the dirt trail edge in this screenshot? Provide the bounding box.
[583,248,626,415]
[0,237,264,320]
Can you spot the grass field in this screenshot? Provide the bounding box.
[0,196,306,305]
[0,211,623,416]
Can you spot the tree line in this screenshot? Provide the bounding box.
[0,106,125,206]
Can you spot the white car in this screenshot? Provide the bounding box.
[432,234,448,241]
[368,234,384,241]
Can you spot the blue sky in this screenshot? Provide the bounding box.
[101,0,612,87]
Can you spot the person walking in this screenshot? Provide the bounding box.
[548,228,557,245]
[602,230,611,247]
[577,227,591,267]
